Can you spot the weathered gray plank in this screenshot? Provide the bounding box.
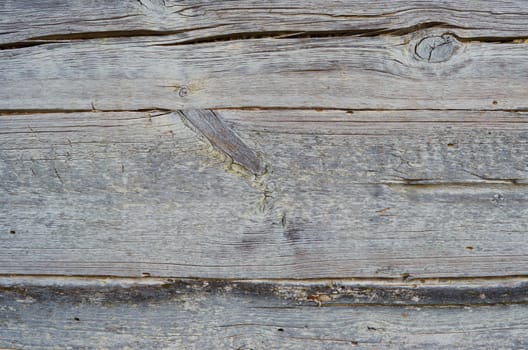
[1,109,527,278]
[2,0,528,46]
[1,28,528,110]
[1,277,527,349]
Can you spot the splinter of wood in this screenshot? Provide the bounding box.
[177,109,265,175]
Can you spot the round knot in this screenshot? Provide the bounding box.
[415,34,456,63]
[178,86,189,97]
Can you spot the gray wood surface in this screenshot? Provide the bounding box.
[2,109,527,278]
[1,277,527,349]
[2,30,528,111]
[3,0,528,45]
[1,1,528,347]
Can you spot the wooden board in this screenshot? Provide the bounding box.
[2,31,528,111]
[1,109,527,278]
[1,1,528,347]
[3,0,528,45]
[1,277,527,349]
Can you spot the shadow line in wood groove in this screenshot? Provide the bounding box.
[2,107,528,117]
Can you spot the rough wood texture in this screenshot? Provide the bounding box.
[2,30,528,110]
[178,109,265,175]
[1,110,527,278]
[1,277,527,349]
[1,1,528,347]
[2,0,528,45]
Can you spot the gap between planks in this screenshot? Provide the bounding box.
[2,107,528,116]
[1,275,528,307]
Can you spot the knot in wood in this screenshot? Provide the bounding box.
[415,34,455,63]
[178,86,189,97]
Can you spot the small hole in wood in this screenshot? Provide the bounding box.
[466,246,474,250]
[9,230,15,234]
[277,328,284,332]
[447,143,456,148]
[142,272,151,277]
[74,317,80,321]
[492,100,498,105]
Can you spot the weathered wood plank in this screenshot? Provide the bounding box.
[2,0,528,46]
[1,29,528,110]
[1,277,527,349]
[1,110,527,278]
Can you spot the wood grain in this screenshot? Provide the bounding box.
[1,277,527,349]
[1,28,527,111]
[1,109,527,278]
[178,109,265,175]
[2,1,528,344]
[2,0,528,45]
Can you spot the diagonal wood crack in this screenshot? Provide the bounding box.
[177,109,265,176]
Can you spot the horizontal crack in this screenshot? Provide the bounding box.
[216,106,528,113]
[2,107,528,117]
[3,21,528,51]
[0,108,172,116]
[0,41,54,50]
[29,29,188,41]
[0,25,221,50]
[386,179,528,187]
[155,21,465,46]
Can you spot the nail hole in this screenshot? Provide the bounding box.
[466,246,474,250]
[74,317,80,321]
[277,328,284,332]
[9,230,16,234]
[447,143,456,148]
[492,100,498,105]
[142,272,151,277]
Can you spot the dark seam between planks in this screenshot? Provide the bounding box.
[2,108,528,116]
[1,276,528,307]
[4,274,528,282]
